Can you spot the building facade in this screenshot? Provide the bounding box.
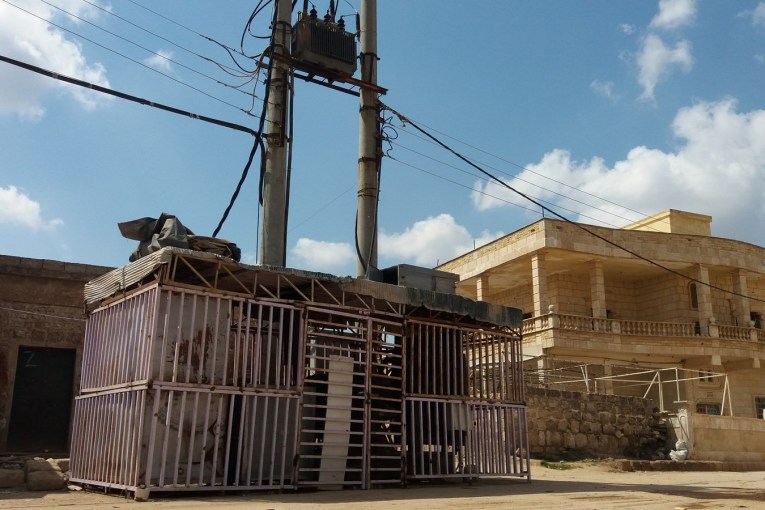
[438,210,765,421]
[0,254,111,454]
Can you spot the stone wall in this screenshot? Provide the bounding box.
[526,386,663,458]
[0,255,111,453]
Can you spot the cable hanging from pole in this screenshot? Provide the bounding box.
[380,101,765,304]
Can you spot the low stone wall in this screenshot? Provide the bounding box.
[526,387,662,458]
[0,457,68,490]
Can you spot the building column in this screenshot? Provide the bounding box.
[531,253,548,317]
[589,259,606,318]
[696,264,715,336]
[732,270,751,327]
[476,274,490,302]
[602,361,614,395]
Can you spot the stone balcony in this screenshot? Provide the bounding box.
[522,312,765,344]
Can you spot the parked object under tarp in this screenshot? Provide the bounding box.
[118,213,241,262]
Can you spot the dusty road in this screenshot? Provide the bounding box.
[1,461,764,509]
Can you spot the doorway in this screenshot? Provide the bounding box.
[7,347,76,453]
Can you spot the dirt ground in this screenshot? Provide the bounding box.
[1,461,764,510]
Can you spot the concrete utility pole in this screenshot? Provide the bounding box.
[355,0,379,278]
[260,0,292,266]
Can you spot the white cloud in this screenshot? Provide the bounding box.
[0,185,63,229]
[636,34,692,100]
[755,54,765,64]
[379,214,503,267]
[291,238,355,273]
[752,2,765,27]
[143,50,174,72]
[471,99,765,245]
[649,0,696,31]
[619,23,636,35]
[590,80,618,102]
[0,0,110,119]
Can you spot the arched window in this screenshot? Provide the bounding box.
[689,282,698,310]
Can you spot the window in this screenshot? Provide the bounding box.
[689,282,698,310]
[698,369,715,385]
[751,312,762,329]
[696,402,721,415]
[755,397,765,419]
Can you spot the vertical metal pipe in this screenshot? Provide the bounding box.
[198,296,209,384]
[133,389,146,487]
[198,392,212,486]
[159,292,173,381]
[144,388,162,488]
[275,307,285,389]
[246,395,257,486]
[270,395,281,486]
[159,390,174,487]
[185,295,197,383]
[264,305,275,388]
[185,391,200,486]
[210,396,224,486]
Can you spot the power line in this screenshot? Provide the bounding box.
[390,140,625,229]
[382,102,765,304]
[396,117,672,232]
[123,0,257,59]
[0,54,257,136]
[395,129,645,230]
[38,0,263,102]
[387,156,541,215]
[75,0,262,78]
[3,0,259,118]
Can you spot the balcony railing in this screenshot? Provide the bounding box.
[523,312,764,343]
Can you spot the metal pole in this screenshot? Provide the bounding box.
[356,0,379,277]
[261,0,292,266]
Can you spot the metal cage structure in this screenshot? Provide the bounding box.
[70,248,529,497]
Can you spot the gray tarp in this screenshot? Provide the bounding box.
[118,213,241,262]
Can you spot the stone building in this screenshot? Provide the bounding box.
[0,255,111,454]
[438,210,765,461]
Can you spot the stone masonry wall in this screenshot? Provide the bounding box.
[0,255,111,453]
[527,386,662,458]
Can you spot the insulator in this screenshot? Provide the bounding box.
[309,6,318,20]
[337,17,346,30]
[324,10,332,23]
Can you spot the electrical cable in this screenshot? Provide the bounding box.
[397,116,671,231]
[0,54,257,136]
[288,184,356,234]
[3,0,259,118]
[75,0,256,79]
[387,155,541,215]
[382,102,765,304]
[390,141,625,229]
[212,0,281,238]
[123,0,256,59]
[40,0,263,103]
[283,68,296,258]
[396,125,667,233]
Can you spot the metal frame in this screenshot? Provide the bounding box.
[72,254,529,497]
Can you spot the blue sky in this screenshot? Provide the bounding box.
[2,0,765,275]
